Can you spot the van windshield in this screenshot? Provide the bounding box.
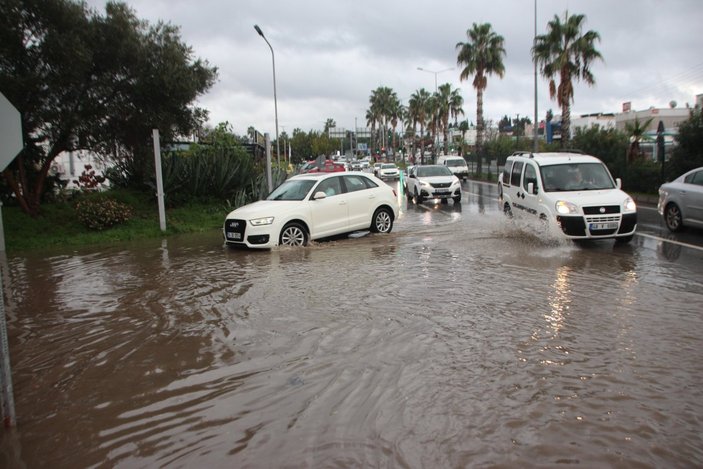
[445,159,466,167]
[541,163,615,192]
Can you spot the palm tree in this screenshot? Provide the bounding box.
[389,101,406,159]
[366,108,379,154]
[368,86,400,155]
[456,22,506,175]
[625,116,654,163]
[532,11,602,147]
[436,84,465,154]
[408,88,432,163]
[458,120,470,156]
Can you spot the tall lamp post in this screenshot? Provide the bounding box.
[417,66,453,159]
[254,25,280,165]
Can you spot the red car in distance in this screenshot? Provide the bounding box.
[304,160,346,173]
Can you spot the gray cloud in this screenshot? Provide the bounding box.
[86,0,703,135]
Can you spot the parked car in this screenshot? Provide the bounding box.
[658,166,703,232]
[500,151,637,242]
[378,163,400,180]
[223,172,399,249]
[405,164,462,204]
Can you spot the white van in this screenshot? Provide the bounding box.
[438,155,469,180]
[500,151,637,243]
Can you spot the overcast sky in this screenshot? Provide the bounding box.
[86,0,703,137]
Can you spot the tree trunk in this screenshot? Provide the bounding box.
[561,94,571,148]
[476,88,485,175]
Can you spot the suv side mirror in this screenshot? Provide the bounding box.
[616,178,622,189]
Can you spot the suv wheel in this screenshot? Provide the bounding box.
[370,207,393,233]
[279,222,308,246]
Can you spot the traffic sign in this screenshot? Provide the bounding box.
[0,92,23,171]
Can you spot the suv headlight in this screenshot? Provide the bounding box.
[555,200,579,215]
[623,197,637,213]
[250,216,274,226]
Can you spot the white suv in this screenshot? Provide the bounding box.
[406,164,462,204]
[499,151,637,242]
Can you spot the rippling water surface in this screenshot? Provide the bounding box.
[1,203,702,468]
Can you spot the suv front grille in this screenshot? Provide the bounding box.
[431,182,451,188]
[224,218,246,242]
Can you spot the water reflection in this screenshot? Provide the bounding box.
[2,211,702,467]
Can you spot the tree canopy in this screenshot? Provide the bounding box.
[0,0,217,215]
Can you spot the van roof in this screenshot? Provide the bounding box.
[507,151,602,167]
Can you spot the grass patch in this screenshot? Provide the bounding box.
[3,189,231,253]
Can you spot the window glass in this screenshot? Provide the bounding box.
[344,175,374,192]
[502,161,512,185]
[510,161,524,186]
[315,177,342,197]
[523,164,538,191]
[267,179,316,201]
[686,170,703,186]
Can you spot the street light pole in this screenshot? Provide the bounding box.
[254,25,280,166]
[533,0,539,152]
[417,66,453,160]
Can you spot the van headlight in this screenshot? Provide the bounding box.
[555,200,579,215]
[250,216,275,226]
[623,197,637,213]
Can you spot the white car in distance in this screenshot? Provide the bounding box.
[223,172,399,249]
[405,165,462,204]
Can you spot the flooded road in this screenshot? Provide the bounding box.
[2,180,702,468]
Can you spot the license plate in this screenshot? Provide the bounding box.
[227,232,242,240]
[589,222,617,231]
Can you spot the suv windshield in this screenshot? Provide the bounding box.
[541,163,614,192]
[267,179,317,200]
[417,165,452,177]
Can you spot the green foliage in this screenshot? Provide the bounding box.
[667,108,703,179]
[4,189,228,252]
[0,0,217,215]
[75,195,134,230]
[162,124,262,206]
[571,126,628,176]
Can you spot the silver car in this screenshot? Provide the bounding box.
[658,166,703,232]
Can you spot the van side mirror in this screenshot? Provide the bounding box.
[616,178,622,189]
[527,182,537,195]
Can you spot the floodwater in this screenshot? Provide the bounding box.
[1,185,702,468]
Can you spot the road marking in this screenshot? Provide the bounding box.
[637,232,703,252]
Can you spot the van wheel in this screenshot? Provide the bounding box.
[503,202,513,218]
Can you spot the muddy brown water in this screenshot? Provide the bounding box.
[1,196,702,468]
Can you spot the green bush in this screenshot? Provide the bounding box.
[75,196,133,230]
